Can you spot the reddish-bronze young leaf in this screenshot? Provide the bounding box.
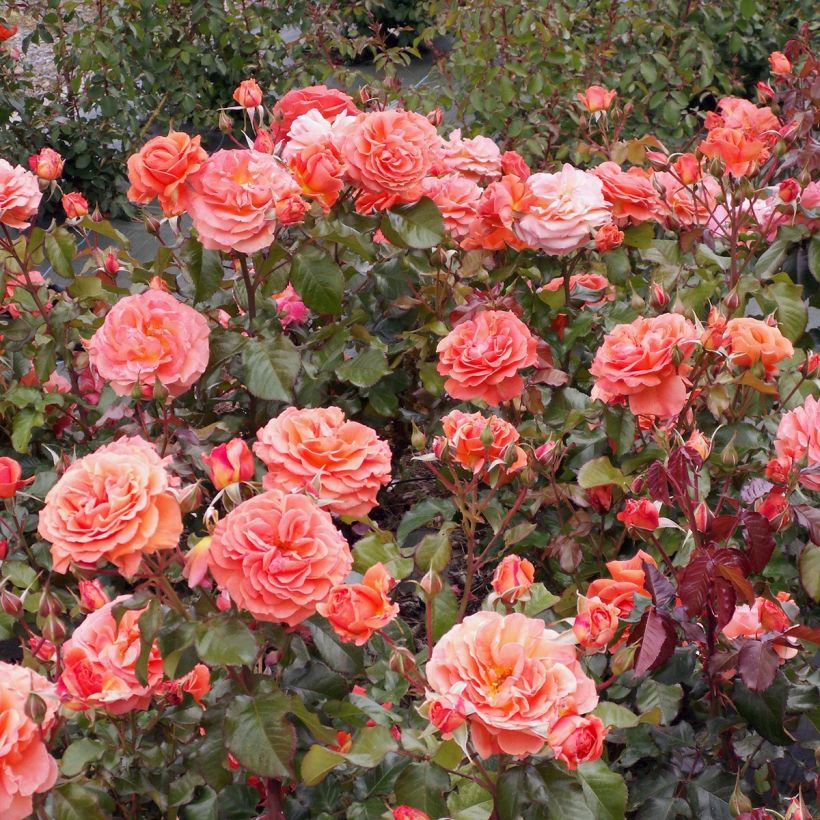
[632,607,677,676]
[785,624,820,644]
[714,575,737,632]
[792,504,820,545]
[678,549,712,617]
[647,461,671,505]
[716,563,755,605]
[707,514,739,543]
[740,510,776,574]
[643,561,676,608]
[737,639,780,692]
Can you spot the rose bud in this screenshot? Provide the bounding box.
[183,536,213,589]
[693,501,713,532]
[202,439,255,490]
[576,85,617,113]
[392,808,430,820]
[490,555,535,604]
[29,148,63,181]
[784,794,812,820]
[755,490,791,531]
[0,539,7,561]
[426,694,468,737]
[594,223,624,252]
[572,595,619,654]
[253,127,275,154]
[426,107,443,127]
[232,78,263,108]
[778,178,800,204]
[802,351,820,377]
[686,430,711,461]
[328,730,353,754]
[0,24,18,41]
[78,579,109,612]
[419,569,443,598]
[216,589,232,611]
[41,614,66,644]
[103,249,120,275]
[586,484,613,512]
[548,715,608,770]
[534,440,558,464]
[672,153,701,185]
[501,150,530,179]
[62,192,89,220]
[0,456,31,499]
[1,590,22,617]
[218,110,234,134]
[28,636,56,662]
[650,282,668,309]
[765,456,792,485]
[616,498,659,531]
[756,81,775,102]
[25,692,49,725]
[769,51,791,75]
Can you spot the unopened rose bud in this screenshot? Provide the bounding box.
[90,205,104,223]
[144,214,162,235]
[152,378,170,403]
[253,127,275,154]
[62,192,88,220]
[693,502,712,532]
[686,430,711,461]
[576,85,617,113]
[756,81,775,102]
[202,439,255,490]
[104,249,120,275]
[1,590,22,617]
[389,647,417,677]
[419,570,443,598]
[650,282,668,309]
[630,293,646,311]
[768,51,791,76]
[411,423,426,451]
[610,642,637,676]
[216,589,232,611]
[25,692,49,725]
[218,110,234,133]
[491,555,535,604]
[175,482,204,515]
[29,148,63,181]
[426,107,443,127]
[38,591,63,617]
[672,153,701,185]
[534,440,557,464]
[729,779,753,816]
[784,794,812,820]
[802,351,820,377]
[78,579,109,612]
[630,476,645,494]
[721,437,738,467]
[0,539,7,561]
[232,78,263,109]
[595,223,624,252]
[723,289,740,311]
[42,614,67,643]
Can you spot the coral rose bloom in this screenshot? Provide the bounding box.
[421,173,482,240]
[426,611,598,758]
[653,171,721,229]
[126,131,207,216]
[271,84,359,141]
[711,96,781,143]
[462,175,532,251]
[440,129,502,180]
[253,406,392,518]
[540,272,614,307]
[436,310,538,406]
[589,313,697,418]
[775,395,820,491]
[698,128,768,178]
[38,436,183,577]
[343,109,441,213]
[0,663,60,820]
[723,596,797,661]
[725,317,793,372]
[548,714,607,770]
[586,550,657,618]
[186,149,305,253]
[288,141,344,211]
[59,597,164,714]
[207,489,353,626]
[0,159,41,229]
[436,409,527,478]
[572,595,620,654]
[86,288,210,398]
[589,162,661,224]
[616,498,660,531]
[316,562,399,645]
[514,165,611,255]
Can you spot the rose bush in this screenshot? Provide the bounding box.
[0,33,818,820]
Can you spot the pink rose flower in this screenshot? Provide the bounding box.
[723,596,798,661]
[272,283,310,327]
[589,314,697,418]
[271,85,359,142]
[436,310,538,406]
[426,611,598,758]
[59,596,164,714]
[253,406,392,518]
[514,164,611,255]
[86,288,210,398]
[775,395,820,491]
[185,149,306,253]
[461,175,532,251]
[576,85,617,112]
[0,662,60,820]
[440,129,502,180]
[202,438,255,489]
[572,595,620,654]
[421,173,482,239]
[0,159,41,229]
[653,170,721,229]
[491,555,535,603]
[707,97,781,143]
[62,192,89,219]
[548,714,607,770]
[281,109,358,159]
[539,272,614,307]
[207,488,353,626]
[589,162,661,224]
[38,436,183,577]
[616,498,660,530]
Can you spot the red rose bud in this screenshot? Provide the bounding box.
[0,24,18,41]
[78,579,109,612]
[756,81,775,102]
[686,430,711,461]
[778,178,800,203]
[769,51,791,75]
[28,636,56,662]
[104,250,120,275]
[802,351,820,377]
[41,615,66,644]
[202,438,255,489]
[1,590,22,617]
[0,539,7,561]
[765,457,792,485]
[650,282,668,309]
[576,85,617,112]
[755,490,791,531]
[693,501,713,532]
[392,808,430,820]
[426,107,443,127]
[328,730,352,753]
[616,498,659,531]
[29,148,63,181]
[0,456,31,498]
[594,223,624,252]
[586,484,613,512]
[216,589,232,611]
[232,78,263,109]
[672,153,701,185]
[501,150,530,179]
[534,440,558,464]
[61,192,88,220]
[253,127,275,154]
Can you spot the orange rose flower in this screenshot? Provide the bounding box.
[316,562,399,645]
[28,147,63,181]
[652,170,721,229]
[287,141,344,211]
[769,51,791,75]
[491,555,535,603]
[709,97,781,143]
[435,409,527,478]
[207,488,353,626]
[38,436,183,577]
[0,662,60,820]
[165,663,211,705]
[589,162,661,224]
[271,84,359,142]
[723,596,797,661]
[421,173,482,239]
[590,313,696,418]
[775,395,820,491]
[616,498,660,531]
[461,174,531,251]
[61,192,88,219]
[698,127,768,177]
[594,222,625,251]
[436,310,538,406]
[547,714,607,770]
[126,131,207,216]
[232,78,263,108]
[572,594,620,653]
[586,550,657,617]
[253,407,392,518]
[440,129,502,180]
[726,317,793,372]
[59,596,164,714]
[0,159,41,229]
[576,85,617,112]
[426,611,598,758]
[343,109,441,213]
[86,288,210,398]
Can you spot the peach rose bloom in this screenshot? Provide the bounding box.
[272,85,359,141]
[421,173,482,239]
[572,595,620,653]
[589,313,697,418]
[59,596,164,714]
[594,222,624,252]
[491,555,535,604]
[86,288,210,398]
[548,714,607,770]
[769,51,791,75]
[207,488,353,626]
[233,78,263,108]
[461,175,532,251]
[426,611,598,758]
[62,192,89,220]
[440,129,502,180]
[164,663,211,705]
[698,128,768,177]
[710,96,780,143]
[38,436,183,577]
[316,562,399,645]
[0,663,60,820]
[514,164,611,255]
[435,409,527,479]
[725,317,793,372]
[436,309,538,406]
[186,149,305,253]
[576,85,617,112]
[775,395,820,491]
[28,147,63,181]
[253,407,392,518]
[589,162,661,224]
[0,159,41,229]
[653,170,721,229]
[723,596,798,661]
[126,131,207,216]
[273,283,310,327]
[540,272,614,307]
[281,109,358,159]
[586,550,657,618]
[288,141,344,211]
[343,109,441,213]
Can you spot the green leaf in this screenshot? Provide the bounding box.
[336,347,390,388]
[352,530,413,579]
[754,238,788,279]
[77,217,130,247]
[622,222,654,249]
[52,783,110,820]
[183,238,224,303]
[305,619,365,674]
[394,762,450,818]
[732,675,792,745]
[68,276,103,299]
[760,273,807,342]
[345,725,399,767]
[381,197,445,249]
[60,739,105,777]
[242,335,300,401]
[45,228,77,279]
[397,497,456,544]
[290,244,344,314]
[799,544,820,601]
[224,693,295,778]
[740,0,756,18]
[577,456,629,490]
[136,598,161,685]
[577,760,627,820]
[195,617,258,666]
[808,236,820,282]
[414,524,454,573]
[592,702,641,729]
[11,407,44,453]
[538,764,593,820]
[636,680,683,724]
[431,585,459,641]
[301,745,345,786]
